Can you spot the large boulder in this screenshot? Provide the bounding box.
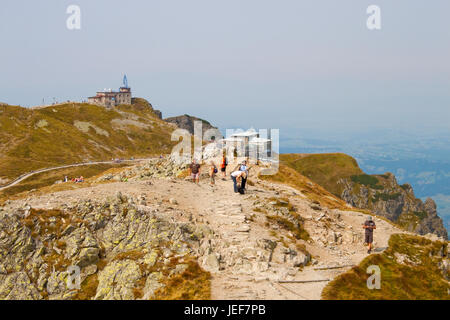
[94,260,141,300]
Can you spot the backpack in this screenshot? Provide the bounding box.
[213,166,218,174]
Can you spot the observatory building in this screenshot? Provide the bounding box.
[221,128,273,161]
[88,75,132,108]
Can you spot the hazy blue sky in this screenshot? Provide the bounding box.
[1,0,449,134]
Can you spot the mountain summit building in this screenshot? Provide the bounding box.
[88,75,132,108]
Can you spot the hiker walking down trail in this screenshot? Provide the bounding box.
[230,170,247,194]
[363,216,376,254]
[189,159,201,184]
[209,161,217,186]
[232,160,250,190]
[220,155,228,180]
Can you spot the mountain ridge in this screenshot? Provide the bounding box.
[0,99,175,184]
[281,153,448,239]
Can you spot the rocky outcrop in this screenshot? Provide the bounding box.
[164,114,218,136]
[96,158,190,183]
[131,97,162,119]
[152,109,162,119]
[0,192,211,300]
[96,157,222,183]
[340,173,448,239]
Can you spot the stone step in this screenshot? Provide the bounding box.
[216,213,246,220]
[235,225,251,232]
[230,237,250,244]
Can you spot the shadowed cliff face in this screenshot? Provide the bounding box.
[340,173,448,239]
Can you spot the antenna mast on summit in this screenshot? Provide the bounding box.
[123,75,128,88]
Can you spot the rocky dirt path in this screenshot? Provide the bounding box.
[5,171,406,300]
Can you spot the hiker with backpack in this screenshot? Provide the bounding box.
[363,216,376,254]
[189,159,201,184]
[220,155,228,180]
[209,161,218,185]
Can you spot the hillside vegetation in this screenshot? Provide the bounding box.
[0,163,130,200]
[280,153,363,196]
[281,153,448,239]
[0,99,176,184]
[164,114,218,136]
[259,164,348,210]
[322,233,449,300]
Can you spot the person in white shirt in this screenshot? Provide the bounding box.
[230,170,246,193]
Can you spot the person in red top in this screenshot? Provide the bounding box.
[220,155,228,179]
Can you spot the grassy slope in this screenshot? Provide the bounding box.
[280,153,446,236]
[0,163,130,200]
[280,153,363,196]
[322,234,449,300]
[259,164,349,210]
[0,100,176,181]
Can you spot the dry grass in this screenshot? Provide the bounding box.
[280,153,363,196]
[73,273,99,300]
[21,208,89,276]
[72,258,108,300]
[0,101,176,183]
[268,196,297,213]
[253,207,267,214]
[113,250,146,261]
[22,208,71,239]
[153,257,211,300]
[0,163,130,200]
[176,168,190,179]
[322,234,450,300]
[259,164,348,210]
[266,215,310,241]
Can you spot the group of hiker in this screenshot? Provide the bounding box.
[189,156,377,255]
[188,155,250,195]
[63,175,84,183]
